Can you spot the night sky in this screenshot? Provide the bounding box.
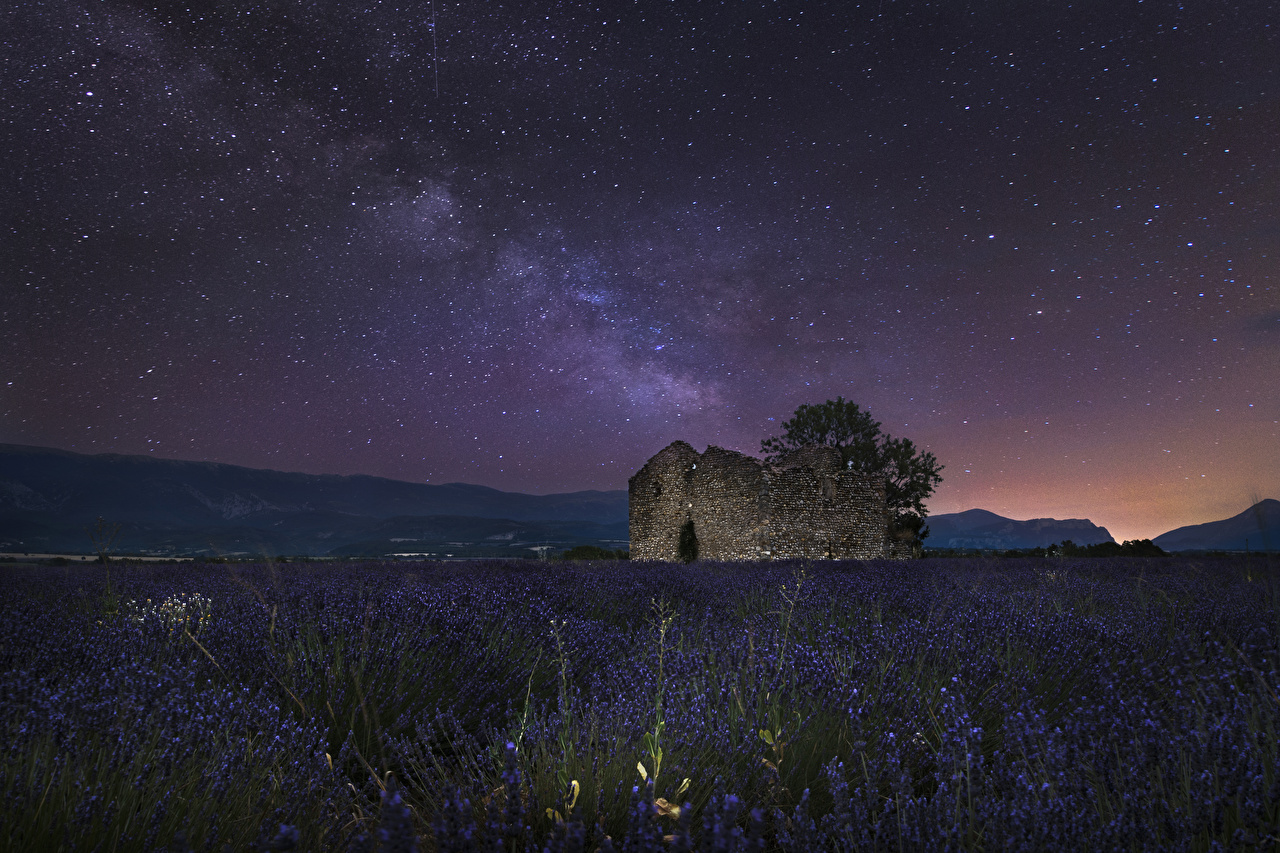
[3,1,1278,542]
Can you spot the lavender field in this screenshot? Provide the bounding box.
[2,556,1277,852]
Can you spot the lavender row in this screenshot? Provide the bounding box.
[1,556,1277,850]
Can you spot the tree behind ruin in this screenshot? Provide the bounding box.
[762,397,943,543]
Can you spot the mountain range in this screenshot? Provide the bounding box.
[922,509,1115,550]
[1,444,1273,557]
[1152,499,1280,553]
[0,444,627,558]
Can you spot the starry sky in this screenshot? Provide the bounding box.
[3,1,1278,542]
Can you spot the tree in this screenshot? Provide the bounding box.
[762,398,943,541]
[87,516,121,564]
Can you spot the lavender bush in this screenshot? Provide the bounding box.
[1,556,1277,851]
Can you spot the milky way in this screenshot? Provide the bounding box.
[3,1,1277,540]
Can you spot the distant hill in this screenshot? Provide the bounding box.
[0,444,628,558]
[924,509,1115,550]
[1152,499,1280,552]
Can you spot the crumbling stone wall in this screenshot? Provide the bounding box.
[629,441,905,561]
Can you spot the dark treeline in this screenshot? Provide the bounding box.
[924,539,1169,559]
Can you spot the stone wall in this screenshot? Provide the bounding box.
[627,441,701,561]
[629,441,906,561]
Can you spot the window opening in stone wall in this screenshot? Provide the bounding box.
[653,482,663,497]
[821,477,836,500]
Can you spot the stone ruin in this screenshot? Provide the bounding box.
[628,440,912,561]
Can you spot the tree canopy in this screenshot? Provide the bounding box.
[762,397,943,538]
